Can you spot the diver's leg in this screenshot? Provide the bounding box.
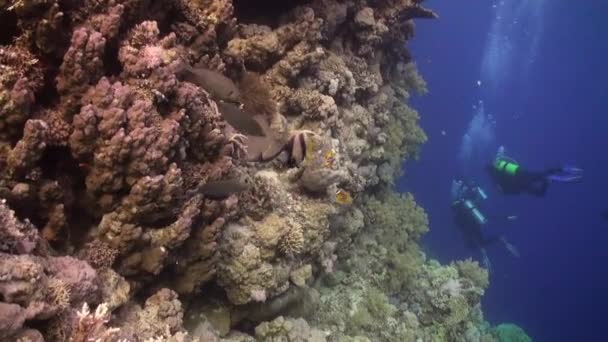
[544,166,583,183]
[500,236,520,257]
[528,178,549,197]
[480,235,501,247]
[516,169,549,196]
[480,247,492,273]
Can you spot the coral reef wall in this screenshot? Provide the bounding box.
[0,0,529,341]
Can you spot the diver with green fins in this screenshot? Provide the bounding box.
[451,178,519,272]
[485,146,583,197]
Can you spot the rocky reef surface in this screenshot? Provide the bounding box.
[0,0,531,341]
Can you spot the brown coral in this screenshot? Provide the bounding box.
[0,45,43,142]
[55,26,106,114]
[279,225,305,257]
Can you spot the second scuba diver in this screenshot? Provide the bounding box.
[485,146,583,197]
[451,178,519,273]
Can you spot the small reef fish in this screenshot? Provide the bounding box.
[287,130,317,167]
[335,189,353,205]
[323,149,336,168]
[217,101,267,137]
[199,179,249,200]
[243,130,319,167]
[305,134,315,163]
[177,64,241,103]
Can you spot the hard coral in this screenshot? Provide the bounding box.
[0,200,102,340]
[255,316,327,341]
[0,45,43,142]
[225,7,322,71]
[0,198,40,253]
[173,0,236,54]
[114,288,188,340]
[0,0,527,341]
[56,26,106,115]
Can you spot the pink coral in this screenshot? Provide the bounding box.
[46,256,100,305]
[0,201,103,340]
[0,302,27,340]
[0,199,40,254]
[118,20,181,95]
[56,27,106,113]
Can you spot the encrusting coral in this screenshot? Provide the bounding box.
[0,0,531,340]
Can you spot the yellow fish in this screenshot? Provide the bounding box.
[304,133,315,162]
[335,189,353,205]
[323,149,336,168]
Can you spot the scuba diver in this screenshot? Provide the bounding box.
[485,146,583,197]
[451,178,519,272]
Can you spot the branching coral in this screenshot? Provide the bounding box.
[69,302,119,342]
[55,27,106,114]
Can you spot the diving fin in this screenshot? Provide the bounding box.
[562,165,584,174]
[481,248,492,273]
[547,174,583,183]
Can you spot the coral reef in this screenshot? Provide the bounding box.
[0,0,531,341]
[493,323,532,342]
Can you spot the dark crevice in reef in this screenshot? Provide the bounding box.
[103,39,123,77]
[36,66,62,107]
[232,0,311,27]
[39,146,94,250]
[150,2,174,37]
[0,10,19,45]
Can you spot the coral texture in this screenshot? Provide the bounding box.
[0,0,530,340]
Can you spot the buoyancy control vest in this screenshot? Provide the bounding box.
[494,158,519,176]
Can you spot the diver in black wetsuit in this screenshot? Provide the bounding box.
[485,146,583,197]
[451,178,519,272]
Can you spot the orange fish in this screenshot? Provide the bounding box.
[335,189,353,205]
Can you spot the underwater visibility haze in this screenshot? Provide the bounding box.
[0,0,605,341]
[401,0,608,340]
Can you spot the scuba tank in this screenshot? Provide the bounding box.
[473,186,488,201]
[463,199,487,225]
[494,158,519,175]
[494,146,520,176]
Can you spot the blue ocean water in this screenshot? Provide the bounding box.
[397,0,608,340]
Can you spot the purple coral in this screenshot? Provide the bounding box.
[0,199,40,254]
[46,256,100,305]
[56,27,106,99]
